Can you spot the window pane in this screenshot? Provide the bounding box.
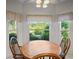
[61,21,70,30]
[29,23,49,41]
[9,20,16,34]
[61,20,71,41]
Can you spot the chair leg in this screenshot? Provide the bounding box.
[49,57,51,59]
[43,57,44,59]
[62,57,65,59]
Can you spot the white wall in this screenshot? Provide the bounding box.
[50,21,61,44]
[16,19,30,46]
[17,21,23,45]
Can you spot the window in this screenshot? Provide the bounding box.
[61,21,70,41]
[29,22,49,41]
[9,20,16,34]
[27,16,51,41]
[59,14,71,41]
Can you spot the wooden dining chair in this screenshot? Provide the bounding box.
[9,36,26,59]
[32,53,62,59]
[60,38,71,59]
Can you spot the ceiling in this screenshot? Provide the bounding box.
[6,0,73,15]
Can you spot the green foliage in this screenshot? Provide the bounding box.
[43,30,49,40]
[29,23,49,40]
[30,33,39,40]
[29,23,48,30]
[34,29,42,35]
[9,33,17,40]
[45,25,49,29]
[9,20,16,33]
[61,21,69,29]
[61,31,68,41]
[61,21,69,42]
[10,20,15,25]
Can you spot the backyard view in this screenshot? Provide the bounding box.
[9,20,16,37]
[9,20,16,33]
[29,23,49,41]
[61,20,70,41]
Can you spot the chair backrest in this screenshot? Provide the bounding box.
[32,53,61,59]
[9,36,21,56]
[60,38,71,56]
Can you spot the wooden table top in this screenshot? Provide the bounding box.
[21,40,61,58]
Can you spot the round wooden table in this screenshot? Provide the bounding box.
[21,40,61,58]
